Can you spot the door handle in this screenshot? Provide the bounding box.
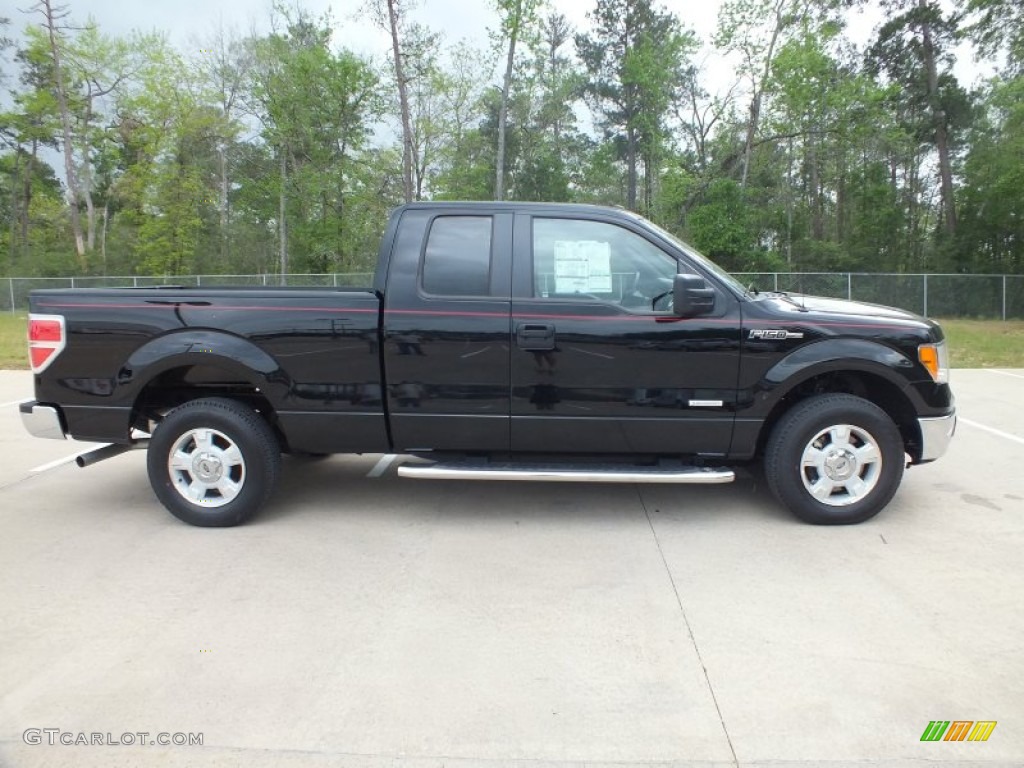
[516,323,555,350]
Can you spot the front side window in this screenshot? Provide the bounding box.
[422,216,493,297]
[532,218,678,310]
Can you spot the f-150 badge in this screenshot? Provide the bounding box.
[749,329,804,340]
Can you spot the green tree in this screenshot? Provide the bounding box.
[687,178,775,271]
[964,0,1024,74]
[0,149,64,271]
[576,0,696,212]
[29,0,86,263]
[367,0,415,203]
[248,9,382,275]
[493,0,542,200]
[869,0,967,237]
[497,12,588,202]
[1,33,62,265]
[430,43,496,201]
[123,49,216,275]
[196,22,254,262]
[956,76,1024,272]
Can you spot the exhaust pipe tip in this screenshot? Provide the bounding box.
[75,440,148,468]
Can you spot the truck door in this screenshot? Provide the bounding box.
[382,208,512,452]
[510,212,742,457]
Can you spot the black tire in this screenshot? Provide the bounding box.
[764,394,904,525]
[147,397,281,527]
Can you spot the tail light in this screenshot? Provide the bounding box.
[28,314,66,373]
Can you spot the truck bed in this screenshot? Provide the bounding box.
[28,287,388,453]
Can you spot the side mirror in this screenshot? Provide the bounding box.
[673,273,716,317]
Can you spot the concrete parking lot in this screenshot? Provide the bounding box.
[0,368,1022,768]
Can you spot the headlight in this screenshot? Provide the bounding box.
[918,342,949,384]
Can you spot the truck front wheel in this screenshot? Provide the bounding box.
[147,397,281,527]
[764,394,904,525]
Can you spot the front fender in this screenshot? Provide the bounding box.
[729,338,928,460]
[117,330,292,405]
[763,338,918,395]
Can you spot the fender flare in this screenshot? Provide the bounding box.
[117,329,292,407]
[755,338,925,415]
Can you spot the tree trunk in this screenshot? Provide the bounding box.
[837,160,847,243]
[496,0,523,201]
[83,163,97,253]
[279,150,288,284]
[626,126,638,210]
[908,152,921,267]
[22,144,35,250]
[786,137,794,268]
[919,2,957,236]
[101,201,109,274]
[741,92,761,189]
[549,27,562,157]
[416,142,427,201]
[8,151,19,264]
[808,132,823,240]
[643,154,654,214]
[218,142,229,260]
[386,0,414,203]
[39,0,86,264]
[741,0,786,190]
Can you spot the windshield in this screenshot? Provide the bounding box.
[627,213,749,298]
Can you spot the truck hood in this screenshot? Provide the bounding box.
[788,294,924,321]
[761,293,938,334]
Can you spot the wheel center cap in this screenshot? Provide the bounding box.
[824,451,856,482]
[192,452,223,482]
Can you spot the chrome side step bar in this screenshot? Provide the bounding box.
[398,461,734,484]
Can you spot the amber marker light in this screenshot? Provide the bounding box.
[918,342,949,384]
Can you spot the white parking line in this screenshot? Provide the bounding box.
[1,398,30,408]
[959,418,1024,446]
[986,369,1024,380]
[367,454,398,477]
[30,446,109,474]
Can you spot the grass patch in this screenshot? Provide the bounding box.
[0,311,1021,370]
[0,313,27,369]
[939,318,1024,369]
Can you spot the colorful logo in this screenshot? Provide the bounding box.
[921,721,997,742]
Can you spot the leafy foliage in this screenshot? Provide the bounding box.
[0,0,1022,279]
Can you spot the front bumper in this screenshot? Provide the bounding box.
[20,401,67,440]
[917,411,956,462]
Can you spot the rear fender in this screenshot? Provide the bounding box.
[120,330,292,405]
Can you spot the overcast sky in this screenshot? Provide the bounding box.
[14,0,721,56]
[8,0,893,78]
[4,0,986,125]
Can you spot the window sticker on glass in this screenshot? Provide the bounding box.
[553,240,612,293]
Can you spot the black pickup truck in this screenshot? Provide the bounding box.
[21,202,955,526]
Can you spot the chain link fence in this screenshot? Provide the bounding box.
[2,272,1022,319]
[734,273,1023,319]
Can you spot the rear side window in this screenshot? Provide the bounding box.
[422,216,493,297]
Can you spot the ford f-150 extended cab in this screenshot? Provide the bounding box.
[21,202,955,527]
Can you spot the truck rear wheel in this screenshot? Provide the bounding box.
[765,394,904,525]
[147,397,281,527]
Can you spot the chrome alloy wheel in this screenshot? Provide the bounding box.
[167,428,245,507]
[800,424,882,507]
